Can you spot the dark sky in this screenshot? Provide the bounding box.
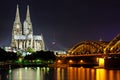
[0,0,120,50]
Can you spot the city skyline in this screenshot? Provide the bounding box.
[0,0,120,50]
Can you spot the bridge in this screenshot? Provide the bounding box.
[53,34,120,68]
[55,54,104,67]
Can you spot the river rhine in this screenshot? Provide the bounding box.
[0,67,120,80]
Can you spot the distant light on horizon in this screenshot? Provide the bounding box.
[52,41,56,45]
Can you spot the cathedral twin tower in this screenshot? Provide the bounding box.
[11,5,45,51]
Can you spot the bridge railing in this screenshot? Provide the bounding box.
[56,53,104,57]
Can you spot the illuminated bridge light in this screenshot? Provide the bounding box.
[69,60,73,63]
[99,58,104,67]
[80,60,84,63]
[57,60,61,63]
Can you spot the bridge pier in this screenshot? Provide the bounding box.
[54,55,105,67]
[54,53,120,68]
[104,54,120,69]
[65,56,99,67]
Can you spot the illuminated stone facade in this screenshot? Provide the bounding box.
[11,5,45,51]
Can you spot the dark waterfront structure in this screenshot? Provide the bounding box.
[105,54,120,69]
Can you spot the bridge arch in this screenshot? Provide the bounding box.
[68,41,107,54]
[104,34,120,54]
[110,40,120,53]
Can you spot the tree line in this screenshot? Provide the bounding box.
[0,48,56,62]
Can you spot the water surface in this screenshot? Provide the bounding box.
[0,67,120,80]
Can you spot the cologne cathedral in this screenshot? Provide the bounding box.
[11,5,45,51]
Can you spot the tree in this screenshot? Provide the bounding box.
[26,47,35,53]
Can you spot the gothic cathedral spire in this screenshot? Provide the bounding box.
[11,4,22,48]
[23,5,33,35]
[26,5,31,22]
[13,4,22,35]
[15,4,21,23]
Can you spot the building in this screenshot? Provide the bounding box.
[11,5,45,51]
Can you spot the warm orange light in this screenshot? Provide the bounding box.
[80,60,84,63]
[57,60,61,63]
[98,58,104,67]
[69,60,73,63]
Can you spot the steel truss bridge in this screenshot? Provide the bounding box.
[68,34,120,54]
[54,34,120,67]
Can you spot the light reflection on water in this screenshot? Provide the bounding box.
[0,67,120,80]
[7,67,50,80]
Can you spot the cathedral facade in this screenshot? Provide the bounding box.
[11,5,45,51]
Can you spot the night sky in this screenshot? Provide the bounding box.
[0,0,120,50]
